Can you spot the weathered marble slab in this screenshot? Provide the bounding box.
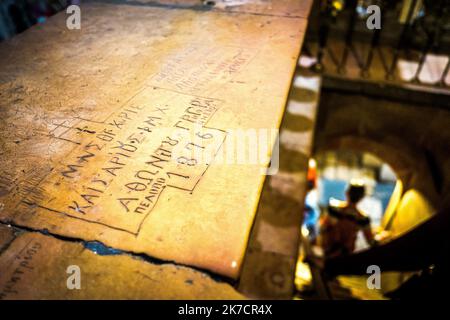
[0,232,244,299]
[0,0,309,278]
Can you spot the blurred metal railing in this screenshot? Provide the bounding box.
[303,0,450,90]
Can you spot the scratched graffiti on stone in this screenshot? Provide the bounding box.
[0,1,307,278]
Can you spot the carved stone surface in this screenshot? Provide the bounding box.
[0,0,310,280]
[0,232,244,299]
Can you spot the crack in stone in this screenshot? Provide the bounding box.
[0,221,235,286]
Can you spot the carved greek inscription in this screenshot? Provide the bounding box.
[32,88,225,234]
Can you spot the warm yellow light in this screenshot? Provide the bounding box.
[332,0,343,11]
[301,225,309,237]
[308,158,316,169]
[294,258,313,291]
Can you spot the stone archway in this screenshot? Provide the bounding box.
[317,134,439,207]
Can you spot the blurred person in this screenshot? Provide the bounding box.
[319,181,377,258]
[303,179,320,242]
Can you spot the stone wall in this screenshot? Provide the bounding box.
[315,90,450,213]
[314,90,450,292]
